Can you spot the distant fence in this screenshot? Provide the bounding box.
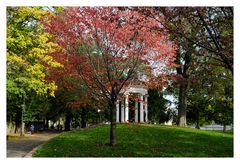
[200,124,233,131]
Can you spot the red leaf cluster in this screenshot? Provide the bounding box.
[45,7,177,105]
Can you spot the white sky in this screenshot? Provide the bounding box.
[164,94,177,109]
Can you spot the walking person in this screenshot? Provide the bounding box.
[30,124,34,135]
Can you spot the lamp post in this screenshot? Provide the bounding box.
[97,109,101,124]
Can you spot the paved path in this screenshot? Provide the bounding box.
[7,132,59,157]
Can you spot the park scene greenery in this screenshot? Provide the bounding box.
[34,124,233,157]
[7,6,233,157]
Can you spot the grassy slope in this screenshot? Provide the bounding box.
[34,124,233,157]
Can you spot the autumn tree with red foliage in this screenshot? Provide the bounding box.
[45,7,177,146]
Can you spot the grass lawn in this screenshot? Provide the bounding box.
[34,124,233,157]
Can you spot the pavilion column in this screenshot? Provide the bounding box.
[116,100,119,123]
[144,95,148,123]
[121,100,125,123]
[140,95,144,123]
[125,94,129,122]
[135,100,138,123]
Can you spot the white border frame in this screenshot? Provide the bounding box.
[1,1,239,164]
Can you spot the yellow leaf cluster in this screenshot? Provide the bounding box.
[7,6,62,97]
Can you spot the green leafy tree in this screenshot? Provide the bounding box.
[139,7,233,127]
[187,91,213,129]
[186,62,233,129]
[212,97,233,132]
[148,88,171,124]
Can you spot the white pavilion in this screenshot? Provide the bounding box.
[116,85,148,123]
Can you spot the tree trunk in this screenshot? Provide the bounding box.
[195,107,200,129]
[223,124,227,132]
[14,122,18,134]
[109,101,117,146]
[178,83,187,127]
[64,113,71,131]
[44,119,49,130]
[20,96,26,136]
[81,108,87,128]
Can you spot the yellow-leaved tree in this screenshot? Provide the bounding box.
[7,7,62,135]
